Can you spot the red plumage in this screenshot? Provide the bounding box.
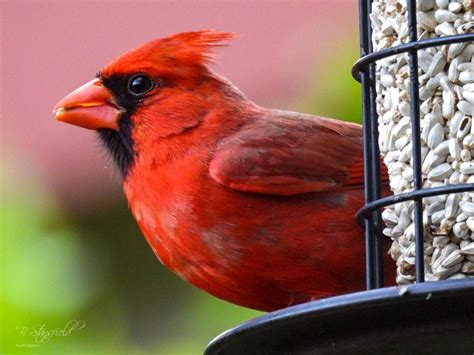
[55,31,394,312]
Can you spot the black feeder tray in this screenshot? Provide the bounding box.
[206,0,474,354]
[205,280,474,354]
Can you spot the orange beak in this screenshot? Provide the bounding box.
[54,78,120,130]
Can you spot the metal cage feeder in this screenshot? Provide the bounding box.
[205,1,474,354]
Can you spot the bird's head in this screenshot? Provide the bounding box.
[54,30,238,176]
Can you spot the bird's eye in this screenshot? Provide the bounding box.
[128,74,155,96]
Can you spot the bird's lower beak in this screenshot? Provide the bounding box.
[54,78,120,130]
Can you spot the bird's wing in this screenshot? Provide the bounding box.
[209,111,371,196]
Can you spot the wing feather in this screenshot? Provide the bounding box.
[209,111,368,196]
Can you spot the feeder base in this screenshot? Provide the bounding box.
[205,279,474,354]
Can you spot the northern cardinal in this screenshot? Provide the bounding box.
[54,31,393,311]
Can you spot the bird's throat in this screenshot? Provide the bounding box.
[98,122,134,177]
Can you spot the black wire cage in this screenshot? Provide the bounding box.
[205,1,474,354]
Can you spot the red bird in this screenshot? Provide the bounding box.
[54,31,393,312]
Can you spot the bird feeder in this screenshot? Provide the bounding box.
[205,1,474,353]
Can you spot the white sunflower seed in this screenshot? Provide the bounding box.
[460,201,474,217]
[466,217,474,231]
[435,0,449,9]
[445,193,461,219]
[427,123,445,149]
[459,71,474,84]
[461,262,474,274]
[427,163,453,181]
[460,162,474,174]
[457,101,474,115]
[434,9,458,23]
[448,2,462,13]
[460,242,474,255]
[441,249,464,267]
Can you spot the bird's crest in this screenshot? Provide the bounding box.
[157,30,236,66]
[101,30,236,77]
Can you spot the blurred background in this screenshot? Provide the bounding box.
[1,1,361,353]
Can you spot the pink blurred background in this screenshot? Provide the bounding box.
[2,0,358,208]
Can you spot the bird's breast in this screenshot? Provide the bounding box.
[123,161,372,310]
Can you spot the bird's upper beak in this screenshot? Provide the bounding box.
[54,78,120,130]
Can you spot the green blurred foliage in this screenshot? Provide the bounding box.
[295,40,362,124]
[0,159,261,354]
[1,161,122,354]
[1,36,361,354]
